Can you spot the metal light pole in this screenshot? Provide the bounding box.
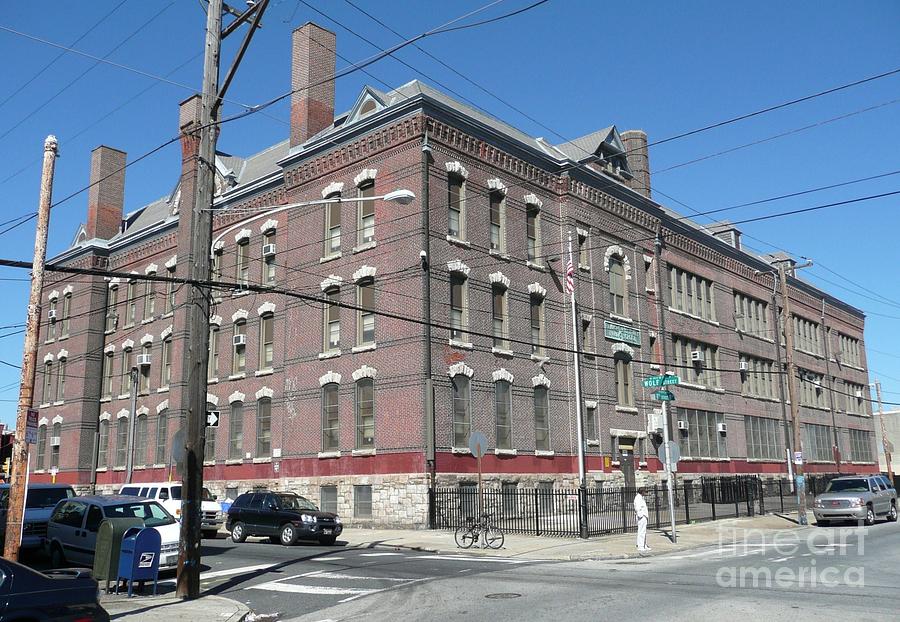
[4,135,58,561]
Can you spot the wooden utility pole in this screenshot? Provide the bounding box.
[770,281,794,484]
[778,262,810,526]
[875,380,893,480]
[3,135,58,561]
[176,0,268,599]
[176,0,222,599]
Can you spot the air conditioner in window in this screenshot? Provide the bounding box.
[233,334,247,347]
[716,423,728,434]
[263,243,276,257]
[50,436,61,446]
[137,354,152,367]
[739,361,749,372]
[48,309,57,321]
[855,390,863,399]
[691,350,704,363]
[677,420,689,431]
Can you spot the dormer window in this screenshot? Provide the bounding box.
[360,99,377,117]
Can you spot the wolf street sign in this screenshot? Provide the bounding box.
[642,375,680,388]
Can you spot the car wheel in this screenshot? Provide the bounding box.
[318,536,337,546]
[817,519,830,527]
[889,503,898,523]
[50,543,66,568]
[231,522,247,543]
[865,505,876,526]
[280,524,298,546]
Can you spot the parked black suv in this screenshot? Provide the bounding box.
[226,491,342,546]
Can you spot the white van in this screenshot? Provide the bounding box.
[119,482,224,538]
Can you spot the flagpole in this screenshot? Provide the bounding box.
[567,233,588,489]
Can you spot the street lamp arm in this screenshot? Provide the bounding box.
[209,190,415,251]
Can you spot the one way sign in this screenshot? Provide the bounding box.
[206,410,220,428]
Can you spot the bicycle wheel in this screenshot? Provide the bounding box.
[484,526,505,549]
[455,525,476,549]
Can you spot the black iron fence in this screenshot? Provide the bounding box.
[430,474,841,539]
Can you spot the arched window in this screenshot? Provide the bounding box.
[322,384,339,452]
[615,352,634,407]
[135,414,148,467]
[50,423,61,468]
[357,279,375,346]
[259,314,274,370]
[324,192,341,256]
[494,380,511,450]
[115,418,128,467]
[155,410,168,465]
[204,401,217,462]
[449,272,467,341]
[448,174,466,239]
[452,376,471,447]
[256,398,272,458]
[98,420,110,468]
[233,321,246,374]
[43,361,54,404]
[36,425,47,469]
[357,181,375,245]
[609,255,627,316]
[355,378,375,449]
[228,401,244,460]
[533,386,550,451]
[160,338,172,388]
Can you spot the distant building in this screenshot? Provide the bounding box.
[29,23,878,526]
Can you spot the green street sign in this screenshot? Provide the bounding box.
[653,390,675,401]
[642,374,680,388]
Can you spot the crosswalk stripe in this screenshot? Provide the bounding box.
[359,553,405,557]
[302,571,415,582]
[160,563,277,584]
[249,582,378,596]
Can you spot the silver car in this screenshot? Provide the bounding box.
[813,475,898,526]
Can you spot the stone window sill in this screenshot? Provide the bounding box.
[488,249,510,261]
[535,450,555,457]
[112,467,125,472]
[252,457,271,464]
[796,348,824,359]
[352,448,376,457]
[679,381,722,393]
[491,346,513,358]
[104,330,115,336]
[117,394,130,400]
[615,406,639,413]
[161,312,174,319]
[645,287,656,294]
[579,264,590,272]
[668,307,720,326]
[203,461,215,466]
[318,451,340,459]
[449,339,474,350]
[232,290,251,298]
[736,329,775,344]
[530,354,549,364]
[526,261,546,272]
[133,465,145,471]
[53,401,64,406]
[228,373,246,381]
[225,459,243,465]
[494,448,517,456]
[255,369,274,377]
[446,235,471,248]
[743,395,780,403]
[96,467,107,473]
[99,398,111,404]
[157,387,169,393]
[609,313,633,324]
[152,464,166,469]
[586,439,600,447]
[681,457,730,462]
[583,350,596,359]
[208,377,219,384]
[451,447,472,456]
[320,252,342,264]
[124,323,135,330]
[352,343,376,353]
[141,318,154,325]
[650,364,661,371]
[353,240,377,254]
[318,350,341,360]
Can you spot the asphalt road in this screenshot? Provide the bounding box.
[24,519,900,621]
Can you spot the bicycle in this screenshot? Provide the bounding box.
[454,513,504,549]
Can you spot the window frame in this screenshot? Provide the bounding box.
[322,384,340,452]
[323,288,340,352]
[533,386,550,451]
[256,398,272,458]
[449,272,468,342]
[357,182,376,246]
[232,321,246,375]
[489,191,505,253]
[355,377,375,449]
[259,314,274,370]
[155,410,167,465]
[228,401,243,460]
[608,255,627,316]
[357,279,375,346]
[451,375,471,447]
[494,380,512,450]
[447,174,465,239]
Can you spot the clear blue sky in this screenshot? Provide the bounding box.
[0,0,898,426]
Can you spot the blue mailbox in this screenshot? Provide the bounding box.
[116,526,162,597]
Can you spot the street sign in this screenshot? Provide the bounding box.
[206,410,220,428]
[24,409,38,445]
[794,451,803,465]
[652,390,675,401]
[170,429,185,472]
[468,431,488,459]
[657,440,681,467]
[642,375,680,388]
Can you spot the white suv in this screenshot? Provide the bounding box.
[119,482,224,539]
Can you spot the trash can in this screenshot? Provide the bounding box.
[93,517,144,593]
[116,526,162,597]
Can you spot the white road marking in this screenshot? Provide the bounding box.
[250,582,377,596]
[300,571,414,582]
[770,557,791,562]
[359,552,405,557]
[310,556,344,561]
[160,563,278,584]
[418,555,531,564]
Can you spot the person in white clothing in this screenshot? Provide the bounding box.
[634,488,650,552]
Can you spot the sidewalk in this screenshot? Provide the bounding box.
[101,593,250,621]
[339,512,812,561]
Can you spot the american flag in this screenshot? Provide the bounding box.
[565,256,575,295]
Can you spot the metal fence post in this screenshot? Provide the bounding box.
[621,487,628,533]
[654,485,660,528]
[534,488,541,536]
[711,483,717,521]
[759,480,766,515]
[684,480,691,523]
[779,479,785,514]
[428,488,435,529]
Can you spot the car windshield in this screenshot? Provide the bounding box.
[277,494,318,511]
[0,488,73,509]
[104,501,176,527]
[169,486,214,501]
[825,479,870,493]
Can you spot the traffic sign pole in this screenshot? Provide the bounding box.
[660,388,677,544]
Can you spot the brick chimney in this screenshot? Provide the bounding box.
[621,130,651,199]
[85,145,126,240]
[290,22,336,148]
